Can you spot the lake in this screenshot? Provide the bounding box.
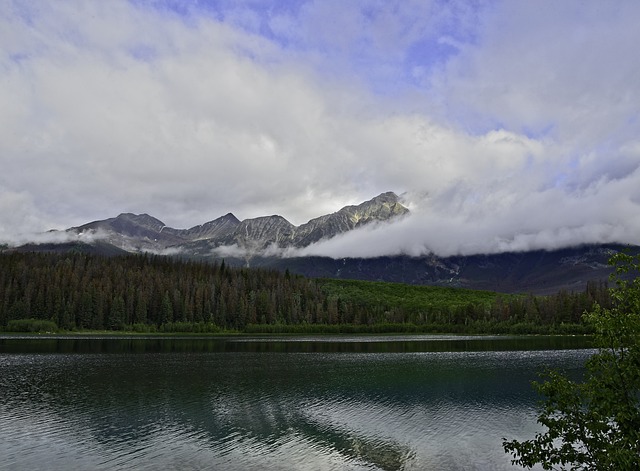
[0,335,593,470]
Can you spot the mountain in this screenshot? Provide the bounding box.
[176,213,240,241]
[68,191,409,254]
[256,244,632,295]
[69,212,185,251]
[293,191,409,247]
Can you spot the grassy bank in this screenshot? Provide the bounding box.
[243,321,592,335]
[2,318,592,336]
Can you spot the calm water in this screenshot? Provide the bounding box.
[0,335,593,471]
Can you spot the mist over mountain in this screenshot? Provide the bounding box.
[4,191,638,295]
[64,192,409,256]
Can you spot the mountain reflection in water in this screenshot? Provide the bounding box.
[0,335,592,470]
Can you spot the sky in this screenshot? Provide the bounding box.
[1,0,640,257]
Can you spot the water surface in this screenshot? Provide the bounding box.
[0,335,593,470]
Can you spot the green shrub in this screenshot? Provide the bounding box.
[6,318,58,333]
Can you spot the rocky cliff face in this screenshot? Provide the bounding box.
[67,192,409,254]
[174,213,241,241]
[225,215,296,249]
[70,213,184,251]
[292,191,409,247]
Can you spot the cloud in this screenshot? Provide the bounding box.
[0,190,51,242]
[1,225,111,248]
[1,1,639,256]
[430,1,640,143]
[293,171,640,258]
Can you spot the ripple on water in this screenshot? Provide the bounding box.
[1,345,589,470]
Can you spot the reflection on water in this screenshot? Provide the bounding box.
[0,335,592,470]
[0,334,592,354]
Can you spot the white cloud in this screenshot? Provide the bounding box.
[1,1,639,255]
[431,1,640,144]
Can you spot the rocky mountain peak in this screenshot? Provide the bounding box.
[233,215,295,246]
[341,191,408,223]
[69,212,181,252]
[292,192,408,247]
[113,213,166,232]
[65,192,409,254]
[180,213,241,241]
[220,212,240,222]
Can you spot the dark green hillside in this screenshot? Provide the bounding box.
[258,245,637,295]
[0,252,609,334]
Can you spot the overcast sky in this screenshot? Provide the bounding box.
[2,0,640,256]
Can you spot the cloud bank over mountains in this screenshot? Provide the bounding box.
[1,1,639,257]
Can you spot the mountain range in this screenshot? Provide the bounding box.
[5,191,638,295]
[66,191,409,254]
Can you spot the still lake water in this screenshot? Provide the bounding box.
[0,335,593,471]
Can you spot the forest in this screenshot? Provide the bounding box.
[0,252,611,334]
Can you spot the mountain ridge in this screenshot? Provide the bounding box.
[67,191,409,253]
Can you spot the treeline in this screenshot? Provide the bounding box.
[0,252,611,333]
[317,278,610,327]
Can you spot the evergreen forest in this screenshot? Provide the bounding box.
[0,252,611,334]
